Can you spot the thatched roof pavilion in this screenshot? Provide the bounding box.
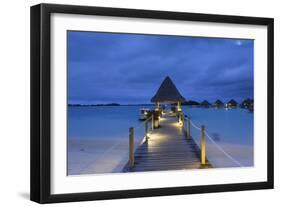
[151,76,186,111]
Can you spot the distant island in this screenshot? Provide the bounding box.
[68,99,253,111]
[68,103,155,107]
[68,103,120,107]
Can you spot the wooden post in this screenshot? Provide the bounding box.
[200,125,206,165]
[187,117,191,139]
[156,102,160,110]
[129,127,134,168]
[180,113,183,126]
[145,120,148,141]
[153,111,160,128]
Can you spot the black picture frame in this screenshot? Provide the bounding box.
[30,3,274,204]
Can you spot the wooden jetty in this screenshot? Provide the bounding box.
[123,76,212,172]
[123,111,211,172]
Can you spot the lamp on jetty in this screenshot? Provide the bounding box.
[151,76,186,128]
[177,101,182,112]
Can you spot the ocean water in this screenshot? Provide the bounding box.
[68,106,148,141]
[182,106,253,146]
[67,105,253,174]
[67,106,151,174]
[182,106,253,167]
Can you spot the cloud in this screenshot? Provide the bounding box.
[68,31,254,104]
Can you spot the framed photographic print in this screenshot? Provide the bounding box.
[30,3,274,203]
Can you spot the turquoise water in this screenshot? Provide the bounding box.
[68,105,253,168]
[182,106,253,146]
[181,106,253,167]
[68,106,253,145]
[68,106,148,141]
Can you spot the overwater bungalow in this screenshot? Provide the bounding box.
[226,99,238,108]
[240,98,253,108]
[213,99,224,108]
[151,76,186,127]
[201,100,211,108]
[240,98,254,112]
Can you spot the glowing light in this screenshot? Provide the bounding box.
[179,121,183,127]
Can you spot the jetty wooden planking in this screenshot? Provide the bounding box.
[123,112,211,172]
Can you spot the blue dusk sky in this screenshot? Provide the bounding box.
[68,31,254,104]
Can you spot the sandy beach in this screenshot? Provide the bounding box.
[68,138,130,175]
[68,134,145,175]
[68,137,253,175]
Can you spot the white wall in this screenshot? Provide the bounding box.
[0,0,279,206]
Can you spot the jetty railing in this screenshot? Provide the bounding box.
[127,111,243,169]
[181,113,243,167]
[128,115,154,168]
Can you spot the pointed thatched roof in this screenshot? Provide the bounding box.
[241,98,253,105]
[151,76,186,103]
[214,99,224,106]
[201,100,211,106]
[227,99,238,105]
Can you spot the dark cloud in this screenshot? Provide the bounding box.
[68,31,253,104]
